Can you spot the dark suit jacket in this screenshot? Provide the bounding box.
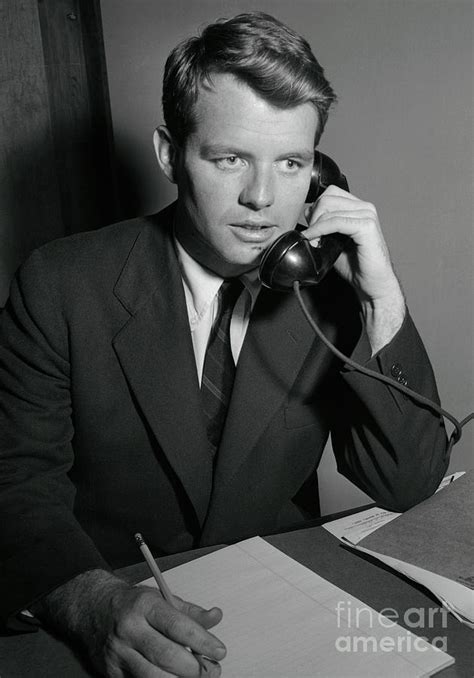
[0,203,448,623]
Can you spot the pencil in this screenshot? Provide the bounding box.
[134,532,174,602]
[134,532,210,673]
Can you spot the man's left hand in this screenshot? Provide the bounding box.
[304,185,406,354]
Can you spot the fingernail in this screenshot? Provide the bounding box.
[193,652,209,672]
[205,656,220,665]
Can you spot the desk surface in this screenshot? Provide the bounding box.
[0,523,472,677]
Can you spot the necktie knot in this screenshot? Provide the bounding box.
[220,278,244,303]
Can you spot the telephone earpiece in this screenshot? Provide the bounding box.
[305,151,348,202]
[259,152,350,291]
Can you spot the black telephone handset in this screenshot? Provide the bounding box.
[259,151,349,291]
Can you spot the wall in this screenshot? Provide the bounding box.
[100,0,473,514]
[0,0,119,307]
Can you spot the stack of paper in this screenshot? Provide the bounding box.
[140,536,454,676]
[323,471,473,628]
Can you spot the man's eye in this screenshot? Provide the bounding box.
[222,155,241,166]
[284,159,300,170]
[215,156,244,169]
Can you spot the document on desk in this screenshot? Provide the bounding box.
[323,471,474,627]
[139,536,453,677]
[323,472,465,544]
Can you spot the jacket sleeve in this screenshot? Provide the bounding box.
[0,250,110,628]
[330,310,450,512]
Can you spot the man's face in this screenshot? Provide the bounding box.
[173,73,319,277]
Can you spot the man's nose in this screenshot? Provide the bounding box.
[238,166,275,210]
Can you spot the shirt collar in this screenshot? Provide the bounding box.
[174,236,261,325]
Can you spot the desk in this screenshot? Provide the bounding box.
[0,522,472,677]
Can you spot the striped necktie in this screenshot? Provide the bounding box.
[201,279,244,457]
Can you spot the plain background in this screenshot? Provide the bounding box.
[100,0,473,514]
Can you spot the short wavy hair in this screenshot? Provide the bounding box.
[162,12,337,145]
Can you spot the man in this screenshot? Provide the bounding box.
[0,11,448,678]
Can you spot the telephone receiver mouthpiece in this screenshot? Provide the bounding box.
[259,152,349,291]
[259,230,347,291]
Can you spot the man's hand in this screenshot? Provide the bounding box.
[304,185,406,354]
[31,569,226,677]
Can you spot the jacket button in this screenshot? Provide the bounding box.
[391,362,403,377]
[397,374,408,386]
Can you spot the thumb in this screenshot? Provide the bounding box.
[176,598,224,629]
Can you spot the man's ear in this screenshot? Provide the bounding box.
[153,126,180,184]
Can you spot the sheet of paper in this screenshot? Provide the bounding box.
[351,542,474,628]
[139,537,454,677]
[323,506,401,543]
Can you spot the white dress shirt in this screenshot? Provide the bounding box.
[174,237,261,385]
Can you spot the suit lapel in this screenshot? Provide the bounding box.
[111,208,212,528]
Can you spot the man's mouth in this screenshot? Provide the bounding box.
[230,220,277,230]
[229,221,278,244]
